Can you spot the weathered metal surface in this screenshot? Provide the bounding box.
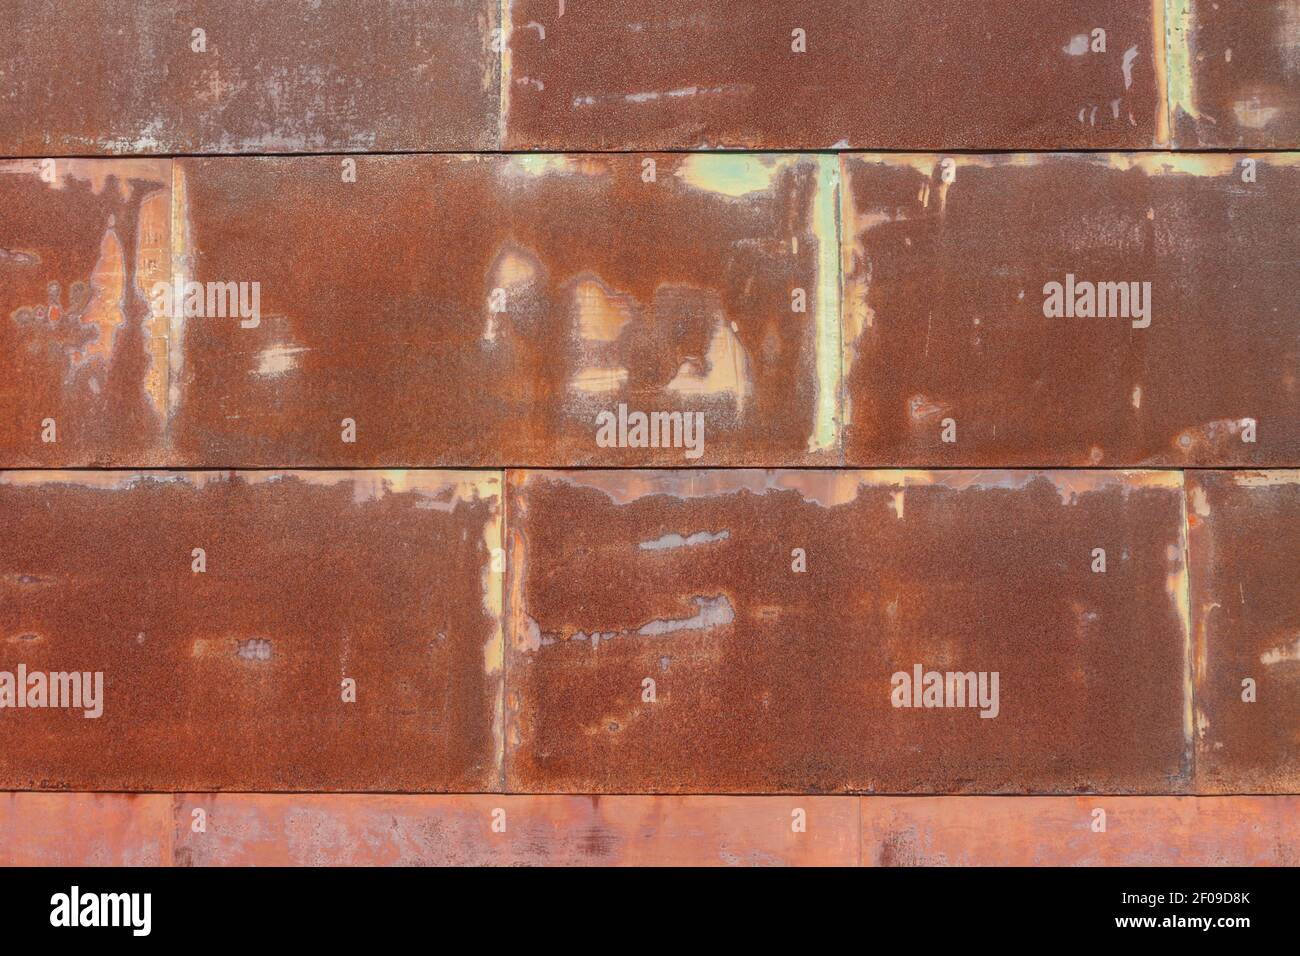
[1188,471,1300,793]
[0,793,173,866]
[841,153,1300,467]
[1171,0,1300,148]
[504,0,1164,150]
[0,0,500,154]
[0,470,503,790]
[861,796,1300,865]
[505,470,1190,794]
[0,160,172,466]
[5,793,1299,864]
[165,154,837,466]
[171,794,859,865]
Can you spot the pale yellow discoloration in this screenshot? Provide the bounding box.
[497,0,511,147]
[890,490,905,520]
[496,250,537,287]
[0,158,169,200]
[674,154,795,198]
[573,279,633,342]
[1173,474,1194,760]
[137,190,170,418]
[79,223,126,367]
[1261,637,1300,666]
[1234,95,1282,129]
[1230,470,1300,487]
[808,156,841,454]
[254,344,309,377]
[520,470,1183,510]
[168,162,190,422]
[1154,0,1172,144]
[1164,0,1198,128]
[570,366,629,393]
[480,472,505,785]
[850,152,1300,180]
[0,471,501,509]
[504,154,609,179]
[666,316,753,412]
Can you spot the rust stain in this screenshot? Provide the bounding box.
[1188,471,1300,793]
[0,158,171,466]
[505,469,1190,794]
[1173,0,1300,147]
[504,0,1163,149]
[0,0,501,154]
[841,152,1300,466]
[0,470,503,791]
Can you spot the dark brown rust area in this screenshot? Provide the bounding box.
[506,0,1160,149]
[506,471,1188,794]
[842,154,1300,467]
[1189,472,1300,793]
[0,472,500,791]
[1177,0,1300,148]
[171,154,824,467]
[0,0,499,154]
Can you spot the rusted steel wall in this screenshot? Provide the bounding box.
[8,153,1296,469]
[1172,0,1300,147]
[4,794,1296,865]
[1188,471,1300,794]
[504,470,1191,794]
[4,2,1298,155]
[2,154,839,467]
[503,0,1164,150]
[0,470,503,791]
[0,0,500,154]
[841,153,1300,467]
[861,796,1300,866]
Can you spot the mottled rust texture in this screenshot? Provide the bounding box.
[1188,472,1300,793]
[505,0,1162,150]
[842,154,1300,467]
[862,796,1300,865]
[0,0,499,154]
[1175,0,1300,147]
[167,154,832,466]
[0,160,171,466]
[0,793,173,866]
[0,471,502,791]
[171,794,858,866]
[505,470,1190,794]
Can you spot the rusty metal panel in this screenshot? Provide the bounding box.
[504,0,1164,150]
[504,470,1191,794]
[165,154,838,467]
[0,470,503,791]
[1188,471,1300,793]
[841,153,1300,467]
[0,793,173,866]
[861,796,1300,865]
[0,0,500,154]
[172,794,859,865]
[1171,0,1300,148]
[0,159,172,466]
